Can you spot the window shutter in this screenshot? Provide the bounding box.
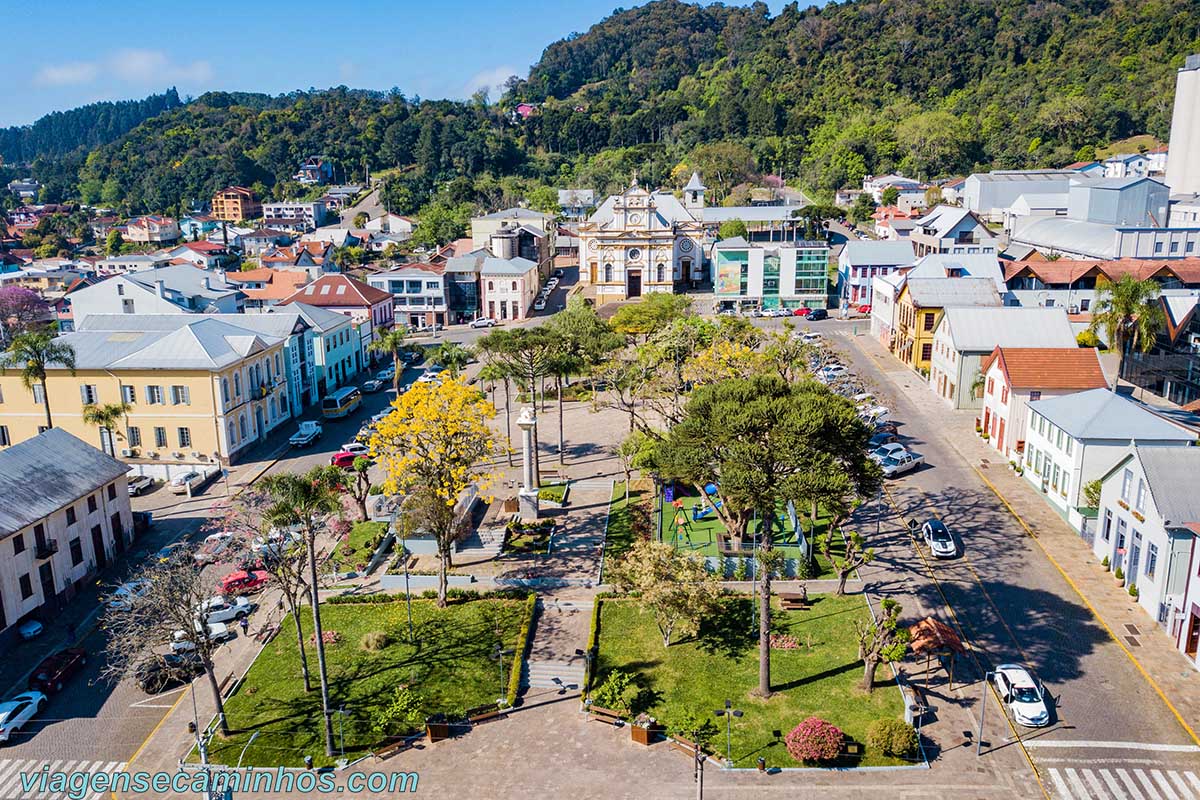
[80,385,89,404]
[145,386,154,403]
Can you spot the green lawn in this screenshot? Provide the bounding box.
[503,520,554,554]
[594,595,907,768]
[205,598,529,768]
[537,482,568,504]
[603,481,650,569]
[330,521,387,572]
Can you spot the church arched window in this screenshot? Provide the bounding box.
[603,263,613,282]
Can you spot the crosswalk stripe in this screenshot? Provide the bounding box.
[1115,768,1148,800]
[0,759,37,798]
[1134,770,1162,798]
[1080,770,1108,799]
[1050,770,1076,800]
[1099,770,1127,799]
[1186,772,1200,793]
[35,760,65,800]
[1167,771,1196,798]
[1152,769,1183,800]
[1064,769,1090,799]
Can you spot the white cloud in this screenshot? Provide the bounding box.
[34,62,99,87]
[31,49,212,89]
[463,65,519,100]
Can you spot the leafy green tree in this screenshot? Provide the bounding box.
[82,401,131,456]
[368,327,409,393]
[880,186,900,207]
[855,598,909,692]
[525,185,561,214]
[610,293,692,340]
[260,466,346,757]
[607,538,721,647]
[0,330,76,429]
[410,201,472,249]
[1089,275,1166,386]
[717,219,748,240]
[352,212,369,228]
[429,341,472,377]
[849,193,876,224]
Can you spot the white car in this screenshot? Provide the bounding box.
[921,520,957,559]
[371,410,391,426]
[870,443,908,462]
[195,596,253,625]
[193,532,235,566]
[171,621,232,652]
[417,371,442,384]
[0,691,47,743]
[127,475,154,496]
[818,365,848,382]
[880,451,924,477]
[168,471,205,495]
[340,442,370,457]
[375,366,396,382]
[860,405,890,423]
[534,299,547,311]
[993,664,1051,727]
[799,332,822,344]
[108,579,151,609]
[469,317,496,328]
[251,528,300,558]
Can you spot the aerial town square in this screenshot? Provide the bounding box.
[2,1,1200,798]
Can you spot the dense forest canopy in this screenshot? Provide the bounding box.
[11,0,1199,217]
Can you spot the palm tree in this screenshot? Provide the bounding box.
[259,466,345,758]
[82,402,131,456]
[430,342,472,377]
[1090,275,1166,388]
[0,330,76,430]
[368,326,409,393]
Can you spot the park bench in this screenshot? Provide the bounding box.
[839,737,864,758]
[669,735,709,758]
[908,685,931,725]
[466,703,506,725]
[540,469,564,482]
[586,705,625,726]
[373,737,415,762]
[779,592,811,611]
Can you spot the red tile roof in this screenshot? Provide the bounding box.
[279,274,391,308]
[1004,258,1200,285]
[981,346,1107,391]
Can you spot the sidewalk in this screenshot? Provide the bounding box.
[844,329,1200,747]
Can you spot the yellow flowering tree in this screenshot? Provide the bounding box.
[369,377,500,607]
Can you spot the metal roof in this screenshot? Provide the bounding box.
[904,277,1002,308]
[1011,217,1119,259]
[61,317,282,370]
[841,240,916,266]
[939,307,1076,352]
[0,429,130,537]
[1029,389,1196,441]
[1131,446,1200,526]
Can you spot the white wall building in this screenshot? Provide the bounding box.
[261,201,328,230]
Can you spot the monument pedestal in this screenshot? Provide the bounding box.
[518,490,541,523]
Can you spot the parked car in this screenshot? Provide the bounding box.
[0,692,47,743]
[868,432,899,449]
[880,451,924,478]
[28,648,87,694]
[340,442,370,457]
[195,596,253,625]
[362,379,385,393]
[852,392,874,405]
[193,532,235,566]
[251,528,299,558]
[371,410,392,426]
[168,471,205,495]
[219,570,270,596]
[808,308,829,321]
[289,421,323,447]
[819,365,848,382]
[16,621,43,641]
[135,652,204,694]
[874,420,899,435]
[469,317,497,328]
[330,450,367,468]
[154,541,191,565]
[857,304,872,314]
[108,579,150,609]
[375,366,396,382]
[860,405,890,423]
[534,299,548,311]
[416,371,442,384]
[171,621,232,652]
[794,307,812,317]
[870,443,908,462]
[799,332,822,344]
[127,475,154,496]
[993,665,1051,727]
[400,350,423,364]
[922,520,957,559]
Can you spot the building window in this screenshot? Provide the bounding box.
[1030,390,1041,401]
[987,378,994,395]
[1000,386,1008,404]
[1064,437,1073,456]
[69,537,83,566]
[127,426,141,447]
[1154,242,1163,254]
[1101,509,1112,541]
[1121,468,1132,500]
[170,385,190,405]
[1055,427,1064,450]
[1051,463,1060,491]
[12,534,24,555]
[154,427,167,448]
[87,495,97,513]
[921,343,932,362]
[239,415,248,439]
[107,483,116,501]
[923,313,935,331]
[145,385,164,405]
[32,384,45,404]
[487,281,494,291]
[1145,542,1158,578]
[228,421,237,446]
[0,426,8,447]
[65,506,76,525]
[604,264,613,282]
[19,574,32,601]
[121,385,136,404]
[178,428,192,448]
[234,373,241,397]
[221,378,229,404]
[80,384,98,405]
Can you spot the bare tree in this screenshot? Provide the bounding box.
[855,598,909,692]
[101,558,234,736]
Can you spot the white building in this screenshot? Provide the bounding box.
[837,240,915,306]
[579,175,705,302]
[94,254,171,276]
[962,170,1082,222]
[261,201,328,230]
[1022,389,1194,532]
[862,174,923,204]
[1094,446,1200,657]
[0,429,133,640]
[1166,54,1200,196]
[69,265,245,323]
[928,307,1077,410]
[711,237,830,313]
[366,263,448,329]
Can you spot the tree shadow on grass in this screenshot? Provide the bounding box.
[696,596,757,658]
[770,659,860,693]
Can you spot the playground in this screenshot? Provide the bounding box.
[659,483,843,577]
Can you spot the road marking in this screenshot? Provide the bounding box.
[1188,772,1200,792]
[0,759,37,798]
[1152,769,1184,800]
[1114,768,1148,800]
[1169,771,1196,797]
[1098,770,1127,798]
[1080,770,1108,798]
[1064,768,1090,798]
[1049,769,1075,799]
[1023,740,1200,752]
[121,683,190,773]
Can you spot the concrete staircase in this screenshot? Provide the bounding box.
[522,659,587,692]
[455,526,504,559]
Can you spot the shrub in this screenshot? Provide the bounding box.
[368,485,384,496]
[361,631,390,651]
[733,558,749,581]
[784,717,843,763]
[309,630,341,646]
[372,685,425,736]
[1101,555,1110,569]
[1129,583,1139,598]
[866,718,919,758]
[1077,329,1101,348]
[1115,566,1125,581]
[674,709,719,750]
[592,669,636,714]
[769,633,799,650]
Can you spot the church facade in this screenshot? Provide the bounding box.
[578,174,707,303]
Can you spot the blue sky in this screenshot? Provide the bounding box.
[4,0,791,127]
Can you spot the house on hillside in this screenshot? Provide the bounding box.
[978,346,1107,459]
[224,268,308,309]
[211,186,261,223]
[125,216,180,244]
[908,206,998,257]
[929,307,1078,410]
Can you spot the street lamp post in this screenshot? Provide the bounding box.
[977,671,994,756]
[494,645,515,706]
[714,700,743,765]
[574,647,595,703]
[695,751,707,800]
[235,730,261,770]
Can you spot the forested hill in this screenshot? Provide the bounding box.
[18,0,1200,215]
[0,89,182,164]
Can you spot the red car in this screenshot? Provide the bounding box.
[219,570,270,595]
[329,451,358,468]
[793,307,812,317]
[29,648,87,693]
[857,304,872,314]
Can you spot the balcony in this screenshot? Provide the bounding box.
[35,539,58,560]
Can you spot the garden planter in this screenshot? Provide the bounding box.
[630,725,656,745]
[426,721,451,743]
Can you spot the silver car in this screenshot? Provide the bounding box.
[0,691,47,743]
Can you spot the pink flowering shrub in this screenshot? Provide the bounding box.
[309,630,342,646]
[784,717,843,763]
[769,633,799,650]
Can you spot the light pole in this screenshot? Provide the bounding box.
[977,671,994,756]
[335,705,349,757]
[575,647,595,703]
[494,645,515,705]
[714,700,743,765]
[695,750,707,800]
[236,730,261,770]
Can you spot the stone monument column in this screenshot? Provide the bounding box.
[516,406,540,522]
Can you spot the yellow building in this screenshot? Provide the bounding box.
[0,318,290,476]
[891,277,1001,372]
